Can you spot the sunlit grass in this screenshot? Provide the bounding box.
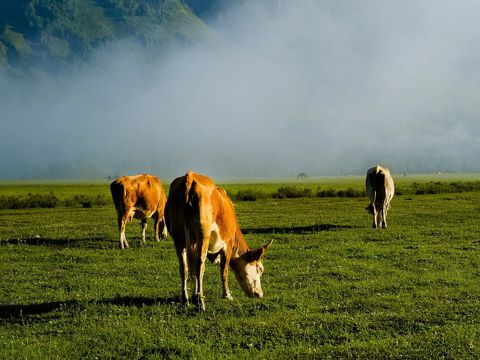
[0,178,479,358]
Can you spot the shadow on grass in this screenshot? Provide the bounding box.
[243,224,354,235]
[0,237,169,249]
[0,237,118,249]
[0,295,183,324]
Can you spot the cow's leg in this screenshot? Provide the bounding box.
[178,248,189,305]
[381,202,388,228]
[376,206,384,229]
[153,212,160,242]
[160,217,168,239]
[194,235,209,311]
[220,250,233,300]
[141,218,148,242]
[118,213,129,249]
[183,226,199,304]
[117,213,123,249]
[154,202,168,241]
[194,254,207,311]
[372,204,378,229]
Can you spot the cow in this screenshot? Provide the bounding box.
[165,171,273,311]
[365,165,395,229]
[110,174,168,249]
[297,172,308,180]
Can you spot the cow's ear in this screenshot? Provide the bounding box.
[263,239,274,251]
[246,240,273,262]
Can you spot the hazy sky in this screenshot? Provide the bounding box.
[1,0,480,179]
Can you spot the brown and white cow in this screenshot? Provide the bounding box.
[165,171,272,311]
[110,174,168,249]
[365,165,395,229]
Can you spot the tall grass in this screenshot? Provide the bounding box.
[236,189,269,201]
[273,186,313,199]
[62,194,111,208]
[0,193,57,209]
[0,193,110,209]
[234,181,480,201]
[397,181,480,195]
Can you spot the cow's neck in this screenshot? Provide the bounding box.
[233,225,249,258]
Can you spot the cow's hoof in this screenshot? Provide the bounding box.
[193,295,206,311]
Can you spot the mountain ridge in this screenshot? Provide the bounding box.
[0,0,207,76]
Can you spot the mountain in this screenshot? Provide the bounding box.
[183,0,244,21]
[183,0,223,20]
[0,0,207,76]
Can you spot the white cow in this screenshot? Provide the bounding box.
[365,165,395,228]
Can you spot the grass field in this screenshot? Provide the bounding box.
[0,176,479,358]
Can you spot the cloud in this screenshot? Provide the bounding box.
[1,0,480,179]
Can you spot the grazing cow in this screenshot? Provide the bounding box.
[365,165,395,229]
[297,172,308,180]
[110,174,168,249]
[165,171,273,311]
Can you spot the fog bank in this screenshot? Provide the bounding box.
[1,0,480,179]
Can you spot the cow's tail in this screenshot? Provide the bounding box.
[184,171,198,210]
[373,167,385,192]
[366,167,386,213]
[365,190,376,214]
[183,171,203,239]
[110,178,125,211]
[374,169,386,209]
[365,167,381,214]
[182,172,201,279]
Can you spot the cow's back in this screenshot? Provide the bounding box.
[166,171,237,248]
[111,174,165,214]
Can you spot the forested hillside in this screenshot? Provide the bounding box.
[0,0,206,75]
[183,0,226,19]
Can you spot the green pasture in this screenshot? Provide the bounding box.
[2,172,480,199]
[0,177,479,358]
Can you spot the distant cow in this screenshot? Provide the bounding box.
[110,174,168,249]
[365,165,395,229]
[165,171,273,311]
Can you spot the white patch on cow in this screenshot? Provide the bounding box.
[236,261,264,298]
[244,263,258,281]
[208,222,226,254]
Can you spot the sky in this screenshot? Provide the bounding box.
[1,0,480,179]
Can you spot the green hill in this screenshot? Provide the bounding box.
[183,0,224,19]
[0,0,207,75]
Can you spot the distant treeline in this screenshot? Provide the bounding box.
[401,181,480,195]
[235,181,480,201]
[2,181,480,209]
[236,186,366,201]
[0,193,110,210]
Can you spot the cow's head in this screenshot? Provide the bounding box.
[231,240,273,298]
